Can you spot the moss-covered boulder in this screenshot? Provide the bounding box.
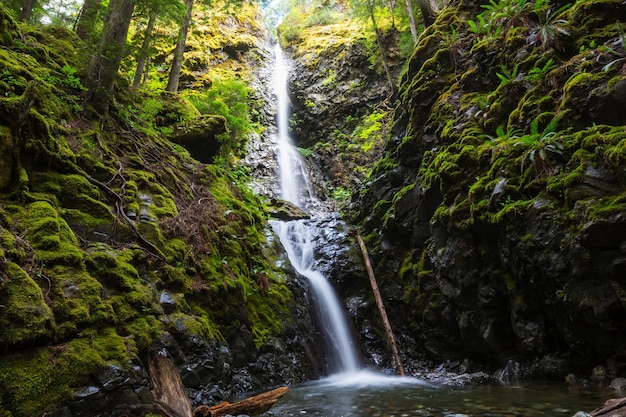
[171,114,228,163]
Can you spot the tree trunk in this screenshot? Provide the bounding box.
[85,0,135,114]
[19,0,34,22]
[354,231,405,376]
[416,0,435,27]
[367,0,397,97]
[75,0,102,41]
[404,0,418,43]
[166,0,194,93]
[133,11,157,87]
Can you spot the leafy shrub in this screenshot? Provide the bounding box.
[185,77,253,139]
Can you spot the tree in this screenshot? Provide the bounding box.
[133,10,157,87]
[352,0,397,95]
[367,1,396,95]
[85,0,135,114]
[130,0,184,88]
[75,0,102,40]
[416,0,435,27]
[404,0,418,42]
[19,0,34,21]
[166,0,194,92]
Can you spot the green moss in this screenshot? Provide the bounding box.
[489,199,533,223]
[0,328,131,417]
[0,5,20,46]
[246,279,293,347]
[32,173,100,205]
[583,195,626,220]
[85,245,154,321]
[20,201,83,266]
[399,250,417,280]
[175,310,222,340]
[0,262,55,346]
[46,265,113,337]
[558,72,602,113]
[121,315,165,350]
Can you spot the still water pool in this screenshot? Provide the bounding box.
[267,370,616,417]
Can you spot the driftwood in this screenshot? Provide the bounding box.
[590,397,626,417]
[354,231,405,376]
[193,386,290,417]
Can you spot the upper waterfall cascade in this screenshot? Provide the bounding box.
[273,46,316,209]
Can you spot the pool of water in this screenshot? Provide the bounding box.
[267,370,616,417]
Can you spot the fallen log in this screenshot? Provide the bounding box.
[193,386,290,417]
[148,350,194,417]
[590,397,626,417]
[121,350,193,417]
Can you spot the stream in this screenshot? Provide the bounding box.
[268,376,609,417]
[259,44,615,417]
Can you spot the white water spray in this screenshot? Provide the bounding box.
[270,44,360,374]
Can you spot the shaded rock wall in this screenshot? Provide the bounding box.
[351,0,626,378]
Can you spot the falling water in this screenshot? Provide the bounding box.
[273,45,315,208]
[270,44,361,375]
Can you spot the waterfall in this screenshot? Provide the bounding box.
[270,44,361,375]
[273,46,316,208]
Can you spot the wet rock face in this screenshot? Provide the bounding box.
[351,0,626,378]
[281,29,403,192]
[287,43,391,148]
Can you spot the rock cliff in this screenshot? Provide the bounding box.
[349,0,626,378]
[278,12,406,197]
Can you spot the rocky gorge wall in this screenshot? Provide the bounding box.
[276,0,626,382]
[348,0,626,380]
[278,14,406,197]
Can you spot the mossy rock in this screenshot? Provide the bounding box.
[84,245,155,321]
[45,265,114,337]
[0,328,131,417]
[13,201,82,267]
[170,115,228,163]
[0,4,20,47]
[23,25,86,70]
[569,0,626,31]
[0,262,55,347]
